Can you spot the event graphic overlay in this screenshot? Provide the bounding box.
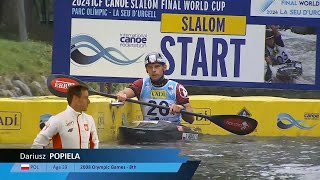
[0,149,200,180]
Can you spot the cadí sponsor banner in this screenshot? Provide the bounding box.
[0,111,21,130]
[53,0,320,90]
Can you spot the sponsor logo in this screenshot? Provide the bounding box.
[120,33,147,48]
[70,35,143,65]
[241,122,249,130]
[0,111,21,130]
[145,82,151,90]
[68,128,73,132]
[97,112,105,129]
[121,113,127,126]
[238,107,252,117]
[150,90,167,98]
[304,112,319,120]
[112,110,115,123]
[51,78,79,93]
[181,108,211,125]
[65,121,74,127]
[277,113,317,130]
[84,124,89,131]
[145,85,151,90]
[178,85,188,99]
[224,118,252,131]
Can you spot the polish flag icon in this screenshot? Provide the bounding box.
[21,164,30,170]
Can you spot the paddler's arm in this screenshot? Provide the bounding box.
[170,103,194,124]
[116,88,135,102]
[270,25,281,38]
[116,79,142,102]
[181,103,194,124]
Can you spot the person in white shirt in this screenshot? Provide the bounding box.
[32,84,99,149]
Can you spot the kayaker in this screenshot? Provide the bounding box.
[116,52,194,125]
[264,25,293,82]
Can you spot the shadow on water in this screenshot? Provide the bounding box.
[2,135,320,179]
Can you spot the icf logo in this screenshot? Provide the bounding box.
[259,0,276,13]
[277,113,317,130]
[119,33,147,48]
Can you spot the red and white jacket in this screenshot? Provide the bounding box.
[32,106,99,149]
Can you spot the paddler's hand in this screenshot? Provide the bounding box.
[169,104,184,114]
[116,92,127,102]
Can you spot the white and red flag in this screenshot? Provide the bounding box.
[20,164,30,171]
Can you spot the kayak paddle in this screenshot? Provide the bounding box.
[47,74,258,135]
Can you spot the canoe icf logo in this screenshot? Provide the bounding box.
[277,113,317,130]
[70,35,143,66]
[259,0,276,13]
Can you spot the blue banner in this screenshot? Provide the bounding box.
[53,0,320,90]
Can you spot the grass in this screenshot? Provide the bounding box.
[0,38,52,83]
[0,37,130,95]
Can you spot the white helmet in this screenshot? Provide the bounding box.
[144,52,166,66]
